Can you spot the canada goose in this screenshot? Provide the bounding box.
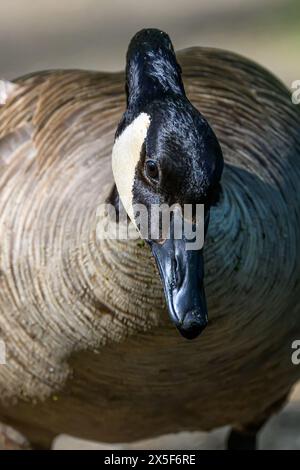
[0,28,299,450]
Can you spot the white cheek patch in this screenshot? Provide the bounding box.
[112,112,151,223]
[0,80,19,105]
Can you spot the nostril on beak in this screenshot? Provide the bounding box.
[173,256,179,286]
[173,255,184,289]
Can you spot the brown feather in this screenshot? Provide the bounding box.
[0,48,299,446]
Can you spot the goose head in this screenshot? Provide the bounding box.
[112,29,224,339]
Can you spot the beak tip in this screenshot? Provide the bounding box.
[176,310,208,340]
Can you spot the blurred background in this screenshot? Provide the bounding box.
[0,0,299,86]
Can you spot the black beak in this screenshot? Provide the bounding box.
[148,213,209,340]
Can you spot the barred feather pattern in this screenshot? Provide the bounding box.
[0,49,299,443]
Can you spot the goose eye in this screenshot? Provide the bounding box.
[145,160,159,182]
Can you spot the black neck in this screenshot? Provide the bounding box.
[125,29,185,110]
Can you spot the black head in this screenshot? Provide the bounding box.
[112,29,223,339]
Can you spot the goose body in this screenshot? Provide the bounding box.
[0,34,300,447]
